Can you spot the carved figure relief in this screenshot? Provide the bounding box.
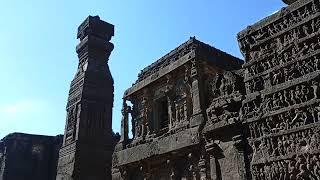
[65,106,77,144]
[173,79,192,127]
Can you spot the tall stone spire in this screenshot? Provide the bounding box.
[56,16,115,180]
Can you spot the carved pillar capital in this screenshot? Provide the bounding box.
[119,166,128,180]
[205,140,219,156]
[232,135,245,152]
[190,59,201,79]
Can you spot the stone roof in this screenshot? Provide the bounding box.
[124,37,243,97]
[136,37,243,84]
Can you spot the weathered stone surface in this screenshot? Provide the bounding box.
[5,1,320,179]
[113,0,320,179]
[56,15,119,180]
[237,0,320,179]
[0,133,62,180]
[113,36,244,179]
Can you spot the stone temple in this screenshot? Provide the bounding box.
[2,0,320,179]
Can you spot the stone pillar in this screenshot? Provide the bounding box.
[198,153,208,180]
[232,135,247,180]
[205,140,220,180]
[117,99,129,150]
[189,60,205,127]
[56,16,115,180]
[140,165,151,180]
[187,153,198,180]
[119,167,128,180]
[165,75,175,130]
[167,159,177,180]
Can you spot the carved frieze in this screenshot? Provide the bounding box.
[238,1,320,180]
[205,71,244,130]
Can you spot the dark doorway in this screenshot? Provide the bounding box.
[159,98,169,130]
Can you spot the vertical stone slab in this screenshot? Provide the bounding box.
[56,16,115,180]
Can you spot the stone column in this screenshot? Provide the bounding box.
[187,153,198,180]
[165,75,175,130]
[118,99,129,150]
[188,60,205,127]
[167,159,177,180]
[232,135,248,180]
[56,16,115,180]
[198,153,208,180]
[140,165,151,180]
[205,139,221,180]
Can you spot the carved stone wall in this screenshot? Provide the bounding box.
[238,0,320,179]
[0,133,62,180]
[113,1,320,179]
[112,38,244,180]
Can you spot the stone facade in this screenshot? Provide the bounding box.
[113,0,320,179]
[112,37,244,180]
[0,133,62,180]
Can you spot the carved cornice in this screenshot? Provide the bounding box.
[124,38,243,98]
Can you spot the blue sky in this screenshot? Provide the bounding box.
[0,0,285,139]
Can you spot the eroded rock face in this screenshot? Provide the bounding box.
[0,133,62,180]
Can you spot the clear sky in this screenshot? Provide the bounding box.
[0,0,286,139]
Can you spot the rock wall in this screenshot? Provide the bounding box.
[238,0,320,179]
[0,133,62,180]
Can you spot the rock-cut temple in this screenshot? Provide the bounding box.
[2,0,320,179]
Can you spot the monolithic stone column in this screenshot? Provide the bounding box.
[56,16,115,180]
[189,59,205,127]
[205,140,221,180]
